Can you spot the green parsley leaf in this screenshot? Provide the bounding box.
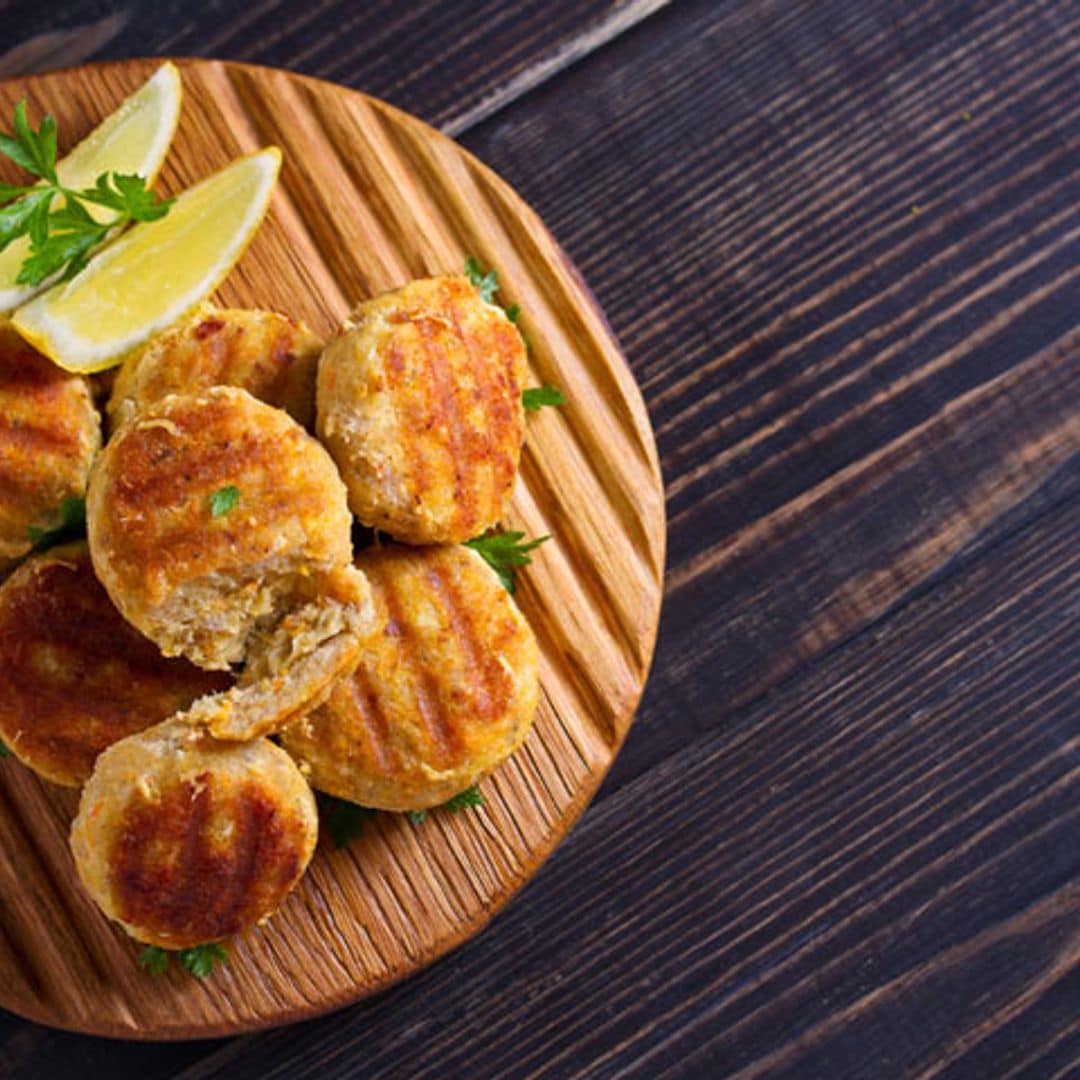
[0,739,11,759]
[138,945,170,974]
[463,530,549,593]
[505,303,521,323]
[209,485,241,517]
[522,386,565,412]
[27,494,86,551]
[320,795,376,848]
[0,181,39,205]
[80,172,173,222]
[0,102,172,285]
[178,942,228,978]
[407,810,427,824]
[442,785,484,813]
[16,219,107,285]
[138,942,228,977]
[0,189,50,254]
[464,255,499,303]
[0,99,56,181]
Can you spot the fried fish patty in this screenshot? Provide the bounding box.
[280,544,539,811]
[87,386,356,670]
[185,582,372,742]
[71,719,317,949]
[0,320,100,570]
[108,307,323,432]
[0,542,231,786]
[317,275,528,544]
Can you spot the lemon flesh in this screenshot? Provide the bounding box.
[0,63,182,312]
[13,148,281,373]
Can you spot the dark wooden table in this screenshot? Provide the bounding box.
[1,1,1076,1076]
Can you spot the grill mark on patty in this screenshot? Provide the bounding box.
[445,295,494,534]
[447,293,523,528]
[207,786,269,936]
[165,775,215,934]
[111,774,305,942]
[382,337,431,503]
[416,313,469,525]
[423,558,506,722]
[0,410,85,456]
[112,421,287,511]
[373,561,462,764]
[346,662,400,775]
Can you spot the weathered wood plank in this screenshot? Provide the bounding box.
[160,465,1079,1079]
[0,0,668,133]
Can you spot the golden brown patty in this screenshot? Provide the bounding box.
[71,719,318,949]
[317,275,528,544]
[0,320,100,569]
[108,307,323,432]
[280,544,539,811]
[0,542,230,786]
[87,386,356,669]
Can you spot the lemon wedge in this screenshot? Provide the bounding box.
[13,148,281,373]
[0,63,182,312]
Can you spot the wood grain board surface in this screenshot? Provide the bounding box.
[0,58,665,1039]
[0,0,1077,1076]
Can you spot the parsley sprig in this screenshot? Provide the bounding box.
[138,942,228,978]
[320,795,377,848]
[464,530,549,593]
[0,739,10,759]
[464,255,499,303]
[406,785,485,824]
[27,494,86,551]
[209,485,240,518]
[522,386,566,412]
[0,99,173,286]
[442,785,485,813]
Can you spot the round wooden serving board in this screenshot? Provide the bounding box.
[0,59,664,1038]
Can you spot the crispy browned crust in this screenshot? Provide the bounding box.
[279,544,539,810]
[0,321,100,567]
[317,275,528,544]
[86,386,354,667]
[71,722,317,949]
[108,307,323,432]
[0,543,231,786]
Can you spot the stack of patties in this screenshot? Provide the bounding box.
[2,308,374,949]
[1,273,542,958]
[292,273,540,814]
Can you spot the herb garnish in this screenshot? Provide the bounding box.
[138,942,228,978]
[464,260,563,407]
[441,785,484,813]
[0,739,10,758]
[320,795,377,848]
[209,485,240,518]
[522,386,565,412]
[0,99,173,286]
[464,530,549,593]
[406,785,484,823]
[27,494,86,551]
[464,255,499,303]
